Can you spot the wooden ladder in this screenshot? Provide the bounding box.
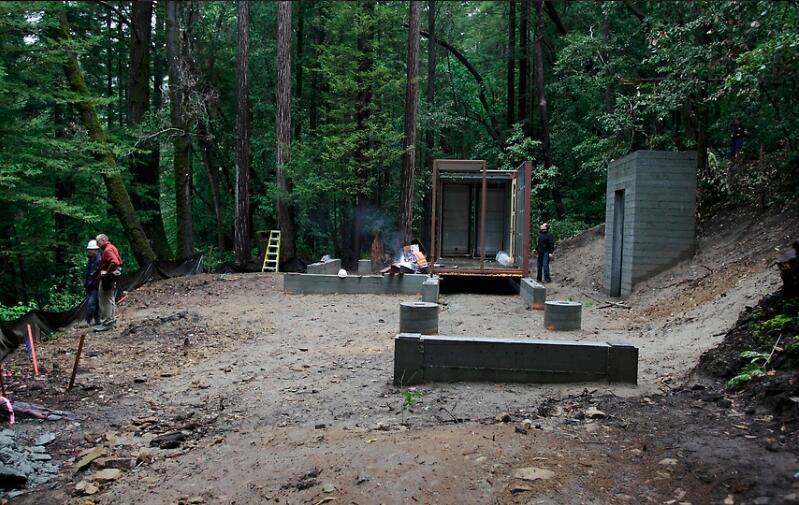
[261,230,281,272]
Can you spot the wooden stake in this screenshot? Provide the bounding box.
[68,333,87,392]
[26,324,39,376]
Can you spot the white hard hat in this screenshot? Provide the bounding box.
[87,240,99,250]
[337,268,348,278]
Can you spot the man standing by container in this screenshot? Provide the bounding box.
[84,240,102,327]
[94,234,123,331]
[535,223,555,283]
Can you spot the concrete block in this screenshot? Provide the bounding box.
[284,273,429,295]
[393,334,638,385]
[394,334,425,386]
[306,259,341,275]
[544,301,582,331]
[399,301,439,335]
[357,259,373,274]
[520,278,546,310]
[421,277,439,303]
[608,343,639,384]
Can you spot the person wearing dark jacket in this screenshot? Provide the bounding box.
[84,240,102,326]
[535,222,555,283]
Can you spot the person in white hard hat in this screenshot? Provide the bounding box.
[535,222,555,283]
[84,239,102,326]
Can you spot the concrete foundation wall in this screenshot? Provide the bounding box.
[306,259,341,275]
[394,333,638,385]
[284,273,432,295]
[602,150,697,296]
[520,278,546,309]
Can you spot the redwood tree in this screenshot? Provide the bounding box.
[234,0,251,265]
[276,0,296,260]
[128,0,172,260]
[398,0,422,243]
[534,0,565,218]
[167,0,194,258]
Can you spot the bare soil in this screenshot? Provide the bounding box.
[3,205,799,505]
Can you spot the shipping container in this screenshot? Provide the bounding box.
[430,160,532,277]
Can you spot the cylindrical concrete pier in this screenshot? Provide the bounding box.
[544,300,582,331]
[399,301,439,335]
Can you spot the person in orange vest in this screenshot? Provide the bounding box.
[410,242,429,274]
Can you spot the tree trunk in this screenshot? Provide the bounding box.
[422,0,436,249]
[234,0,252,265]
[129,0,172,260]
[398,1,422,243]
[352,0,376,259]
[167,0,194,258]
[153,1,165,111]
[507,0,516,129]
[294,2,304,141]
[276,1,296,260]
[534,0,565,218]
[106,13,113,129]
[518,0,530,133]
[197,118,226,251]
[55,11,156,262]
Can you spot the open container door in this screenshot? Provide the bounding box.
[515,161,532,277]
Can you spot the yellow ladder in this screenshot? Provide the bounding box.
[261,230,281,272]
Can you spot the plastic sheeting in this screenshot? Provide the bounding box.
[0,255,205,362]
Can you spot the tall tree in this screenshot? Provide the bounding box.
[534,0,565,218]
[507,0,516,129]
[276,0,296,260]
[234,0,251,265]
[55,10,156,262]
[352,0,376,259]
[518,0,530,133]
[398,1,422,243]
[128,0,172,260]
[167,0,194,258]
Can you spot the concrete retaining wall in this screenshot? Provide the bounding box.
[357,260,373,274]
[394,333,638,385]
[306,259,341,275]
[519,278,546,309]
[284,273,432,295]
[602,150,697,297]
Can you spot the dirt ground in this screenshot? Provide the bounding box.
[3,205,799,505]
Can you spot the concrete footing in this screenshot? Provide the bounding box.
[520,278,546,310]
[284,273,433,295]
[357,260,372,274]
[421,277,440,303]
[399,302,439,335]
[544,301,582,331]
[393,333,638,385]
[306,259,341,275]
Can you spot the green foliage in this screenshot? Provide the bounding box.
[726,350,770,389]
[400,389,424,421]
[1,0,798,307]
[0,301,39,322]
[549,219,590,241]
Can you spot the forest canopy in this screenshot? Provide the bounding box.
[0,0,796,312]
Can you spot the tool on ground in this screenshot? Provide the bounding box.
[261,230,282,273]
